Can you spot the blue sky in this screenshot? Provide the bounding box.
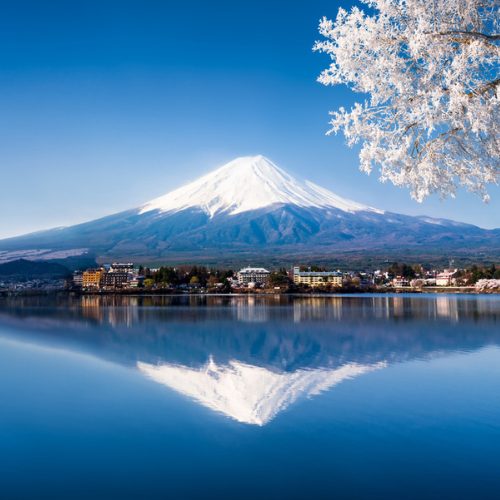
[1,0,499,239]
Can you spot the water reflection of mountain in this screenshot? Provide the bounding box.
[1,295,500,424]
[1,295,499,370]
[138,358,386,425]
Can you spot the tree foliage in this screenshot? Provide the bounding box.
[462,263,500,284]
[143,278,155,288]
[266,269,291,287]
[149,265,233,288]
[387,261,417,278]
[315,0,500,202]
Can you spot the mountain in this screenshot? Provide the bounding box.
[138,155,382,217]
[1,155,499,266]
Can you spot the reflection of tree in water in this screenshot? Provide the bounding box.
[1,295,500,371]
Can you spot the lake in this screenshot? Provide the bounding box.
[0,294,499,499]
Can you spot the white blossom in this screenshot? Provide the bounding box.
[475,278,500,290]
[315,0,500,201]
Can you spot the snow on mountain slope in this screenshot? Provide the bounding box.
[139,155,384,217]
[138,357,386,425]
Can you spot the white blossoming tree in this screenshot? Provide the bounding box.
[315,0,500,202]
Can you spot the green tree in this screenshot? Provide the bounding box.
[412,264,423,277]
[152,266,178,285]
[388,262,399,277]
[267,272,290,288]
[485,264,497,279]
[219,270,234,285]
[467,265,485,285]
[143,278,155,289]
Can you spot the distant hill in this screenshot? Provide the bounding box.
[0,259,70,278]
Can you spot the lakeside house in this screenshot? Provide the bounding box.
[82,268,105,288]
[392,276,409,288]
[72,270,83,288]
[293,267,343,286]
[435,270,458,286]
[101,272,129,288]
[237,267,270,285]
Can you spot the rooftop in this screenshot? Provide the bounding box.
[238,267,270,273]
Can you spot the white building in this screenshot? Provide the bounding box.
[109,263,135,274]
[392,276,409,287]
[237,267,270,285]
[72,271,83,288]
[435,270,458,286]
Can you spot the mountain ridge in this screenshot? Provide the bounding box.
[0,155,499,265]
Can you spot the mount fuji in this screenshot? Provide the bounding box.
[1,155,499,265]
[138,155,383,217]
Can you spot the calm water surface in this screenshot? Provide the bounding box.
[0,294,499,499]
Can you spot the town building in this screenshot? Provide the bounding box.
[129,276,146,288]
[109,263,135,274]
[358,272,374,286]
[293,267,343,286]
[82,268,105,288]
[392,276,409,287]
[101,272,129,288]
[435,270,458,286]
[237,267,270,285]
[72,271,83,288]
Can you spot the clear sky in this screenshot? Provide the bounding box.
[1,0,499,239]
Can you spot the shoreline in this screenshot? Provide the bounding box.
[0,286,497,298]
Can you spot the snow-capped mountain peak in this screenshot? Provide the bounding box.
[139,155,383,217]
